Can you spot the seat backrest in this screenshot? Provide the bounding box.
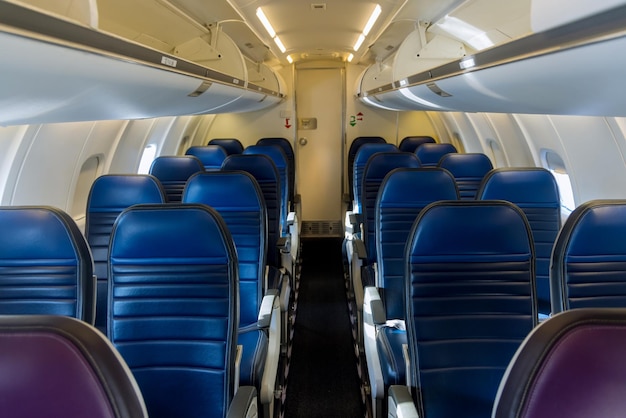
[550,199,626,313]
[376,168,459,320]
[183,171,265,328]
[361,152,421,263]
[414,142,458,166]
[86,174,166,331]
[398,136,436,153]
[477,168,560,316]
[108,203,238,418]
[493,308,626,418]
[222,154,282,268]
[348,136,386,201]
[185,145,228,170]
[0,206,95,324]
[258,137,295,204]
[352,142,398,212]
[244,145,290,231]
[405,201,537,418]
[148,155,204,202]
[438,153,493,199]
[208,138,244,155]
[0,315,147,418]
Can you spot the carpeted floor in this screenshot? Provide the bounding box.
[283,238,365,418]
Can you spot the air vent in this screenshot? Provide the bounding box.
[385,45,394,51]
[244,42,254,49]
[311,3,326,10]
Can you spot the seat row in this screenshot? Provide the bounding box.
[0,137,300,417]
[341,135,619,417]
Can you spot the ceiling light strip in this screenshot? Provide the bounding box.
[354,4,381,52]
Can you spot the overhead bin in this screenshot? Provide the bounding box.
[0,1,285,126]
[358,2,626,117]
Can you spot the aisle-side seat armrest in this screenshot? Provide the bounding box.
[258,291,281,405]
[258,290,280,329]
[363,286,386,325]
[287,211,296,226]
[353,237,367,261]
[227,386,258,418]
[388,386,419,418]
[276,236,290,253]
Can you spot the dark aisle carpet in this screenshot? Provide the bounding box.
[283,237,365,418]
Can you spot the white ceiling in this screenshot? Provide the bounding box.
[95,0,531,67]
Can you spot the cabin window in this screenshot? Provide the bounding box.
[542,150,575,219]
[71,155,101,229]
[138,144,157,174]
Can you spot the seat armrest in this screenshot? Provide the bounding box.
[293,194,301,204]
[227,386,258,418]
[388,386,419,418]
[364,286,386,325]
[258,291,281,405]
[276,236,290,253]
[286,211,296,226]
[258,290,279,329]
[353,237,367,261]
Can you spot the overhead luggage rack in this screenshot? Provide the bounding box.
[0,1,285,125]
[357,3,626,116]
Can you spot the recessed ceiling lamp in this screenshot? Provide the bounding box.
[347,53,354,62]
[353,4,381,52]
[256,7,288,54]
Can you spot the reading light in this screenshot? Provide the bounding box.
[256,7,276,38]
[347,53,354,62]
[274,36,286,53]
[287,55,293,64]
[353,34,365,51]
[362,4,381,36]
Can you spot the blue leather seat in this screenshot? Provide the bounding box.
[493,308,626,418]
[389,201,537,418]
[222,154,283,272]
[550,199,626,313]
[438,153,493,199]
[414,142,458,166]
[244,145,291,233]
[398,136,435,153]
[108,203,258,418]
[257,137,296,208]
[360,153,421,266]
[477,168,560,316]
[347,136,386,202]
[86,174,166,332]
[363,168,459,416]
[352,143,398,213]
[209,138,244,155]
[185,145,228,170]
[148,155,204,202]
[182,172,281,415]
[0,206,95,324]
[0,315,147,418]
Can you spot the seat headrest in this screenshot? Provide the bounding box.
[438,153,493,177]
[478,168,560,206]
[415,143,458,166]
[378,168,459,206]
[493,308,626,418]
[87,175,165,210]
[0,315,147,418]
[148,156,204,181]
[409,201,532,259]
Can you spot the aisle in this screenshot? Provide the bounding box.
[283,237,365,417]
